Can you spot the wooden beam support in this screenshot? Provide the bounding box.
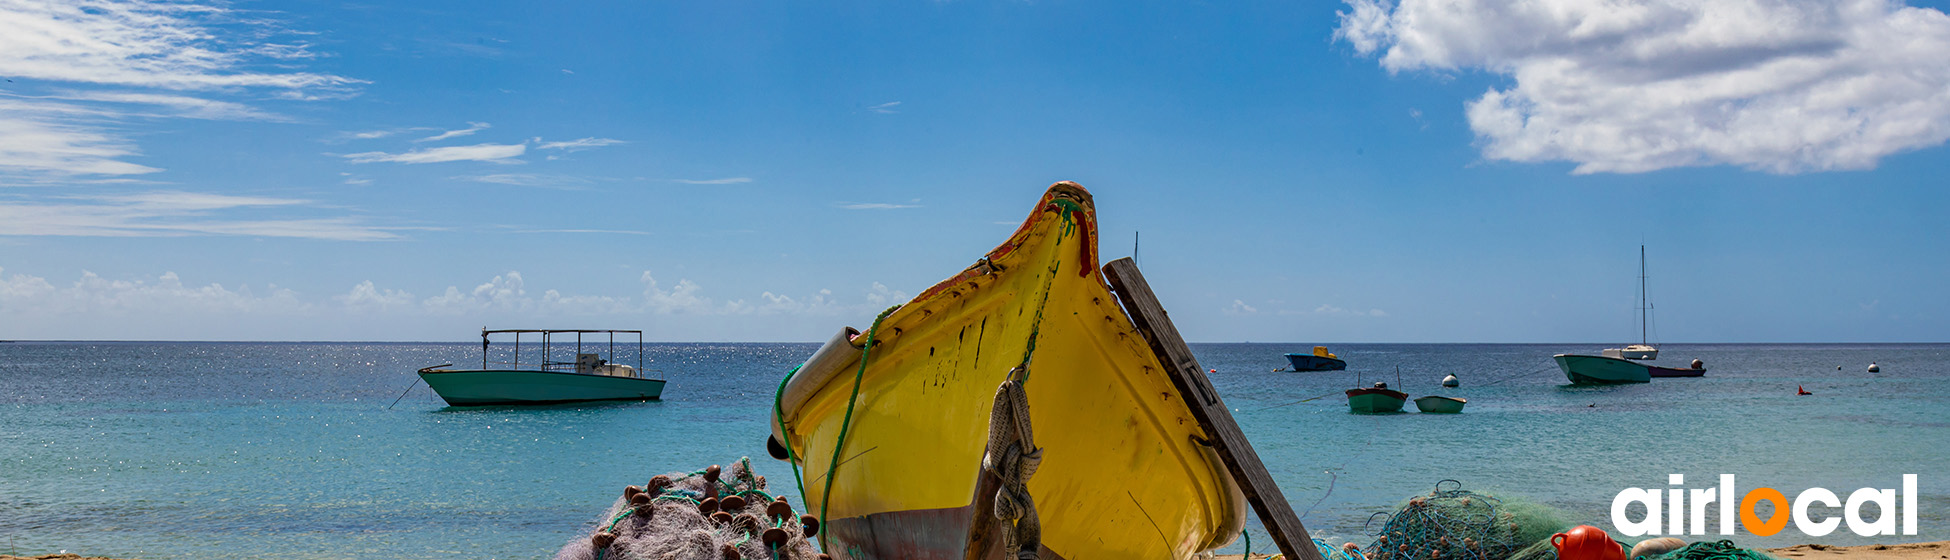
[1103,257,1322,560]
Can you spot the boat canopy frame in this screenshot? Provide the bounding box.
[478,329,649,376]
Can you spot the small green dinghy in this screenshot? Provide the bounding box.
[1413,395,1467,413]
[1347,382,1408,413]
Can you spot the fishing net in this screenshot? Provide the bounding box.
[1638,540,1776,560]
[1361,481,1570,560]
[552,457,828,560]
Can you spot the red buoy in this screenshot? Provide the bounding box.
[1798,385,1813,396]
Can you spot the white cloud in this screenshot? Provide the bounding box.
[336,280,414,311]
[416,122,490,143]
[868,101,901,114]
[0,0,359,91]
[0,0,356,180]
[343,143,527,164]
[536,137,625,151]
[1227,299,1259,314]
[452,173,591,188]
[671,177,753,185]
[0,99,161,177]
[1336,0,1950,174]
[1311,304,1389,317]
[838,202,922,210]
[0,268,308,317]
[41,91,289,121]
[0,191,404,241]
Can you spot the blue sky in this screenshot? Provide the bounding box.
[1,0,1947,342]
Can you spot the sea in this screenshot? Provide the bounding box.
[2,342,1945,559]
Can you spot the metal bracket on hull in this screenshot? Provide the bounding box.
[1102,258,1324,560]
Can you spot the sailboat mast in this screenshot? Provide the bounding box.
[1639,245,1647,346]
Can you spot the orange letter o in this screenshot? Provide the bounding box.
[1741,488,1790,536]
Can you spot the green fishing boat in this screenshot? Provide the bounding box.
[1347,382,1408,413]
[1553,353,1651,385]
[1413,395,1467,413]
[417,329,665,406]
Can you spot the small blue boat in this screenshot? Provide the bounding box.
[1284,346,1348,371]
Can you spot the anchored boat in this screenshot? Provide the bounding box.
[768,183,1254,559]
[1552,353,1651,385]
[1347,382,1408,413]
[1413,395,1466,413]
[1601,246,1660,361]
[417,329,665,406]
[1284,346,1347,371]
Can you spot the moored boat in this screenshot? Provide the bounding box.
[1601,246,1661,361]
[1284,346,1347,371]
[417,329,665,406]
[1413,395,1467,413]
[1553,353,1651,385]
[768,183,1248,559]
[1347,382,1408,413]
[1646,364,1705,378]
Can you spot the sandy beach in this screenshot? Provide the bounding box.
[1209,541,1950,560]
[5,541,1945,560]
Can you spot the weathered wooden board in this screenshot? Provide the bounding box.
[1103,257,1322,560]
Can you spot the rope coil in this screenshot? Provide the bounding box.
[983,365,1044,559]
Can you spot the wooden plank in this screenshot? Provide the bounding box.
[1103,257,1323,560]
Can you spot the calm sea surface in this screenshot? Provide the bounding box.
[2,342,1945,559]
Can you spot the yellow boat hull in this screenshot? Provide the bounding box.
[774,182,1246,560]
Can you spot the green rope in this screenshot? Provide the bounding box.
[816,305,900,552]
[1244,529,1252,558]
[772,363,810,512]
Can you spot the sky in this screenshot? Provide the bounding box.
[1,0,1947,342]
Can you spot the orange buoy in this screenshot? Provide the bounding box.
[1798,385,1813,396]
[1551,525,1625,560]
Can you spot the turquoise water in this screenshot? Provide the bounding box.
[1,342,1944,559]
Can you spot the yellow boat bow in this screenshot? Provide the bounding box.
[771,182,1247,559]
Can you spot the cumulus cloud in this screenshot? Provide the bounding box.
[0,268,307,317]
[1227,299,1260,314]
[343,143,527,164]
[1336,0,1950,174]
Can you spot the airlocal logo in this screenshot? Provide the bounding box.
[1612,474,1918,537]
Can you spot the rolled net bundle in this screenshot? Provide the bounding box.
[1362,481,1566,560]
[553,457,828,560]
[1638,540,1776,560]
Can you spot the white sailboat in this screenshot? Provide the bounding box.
[1602,245,1658,361]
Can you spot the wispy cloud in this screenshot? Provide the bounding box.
[671,177,752,185]
[0,0,361,92]
[451,173,591,188]
[0,0,358,180]
[0,190,405,241]
[867,101,901,114]
[40,91,289,122]
[343,143,527,164]
[536,137,624,151]
[416,122,490,143]
[837,202,922,210]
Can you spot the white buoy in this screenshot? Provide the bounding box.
[1441,374,1460,388]
[1868,363,1880,373]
